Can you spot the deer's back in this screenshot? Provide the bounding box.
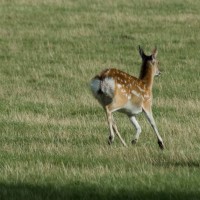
[91,68,150,114]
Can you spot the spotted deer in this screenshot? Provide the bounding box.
[90,46,164,149]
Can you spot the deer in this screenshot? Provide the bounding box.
[90,46,164,150]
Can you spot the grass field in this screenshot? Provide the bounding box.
[0,0,200,199]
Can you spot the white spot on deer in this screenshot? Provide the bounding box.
[117,84,122,89]
[136,85,145,92]
[131,90,141,97]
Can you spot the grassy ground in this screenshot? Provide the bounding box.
[0,0,200,199]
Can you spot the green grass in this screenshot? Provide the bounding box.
[0,0,200,199]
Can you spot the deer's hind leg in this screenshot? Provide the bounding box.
[112,116,127,147]
[105,106,127,147]
[105,107,115,145]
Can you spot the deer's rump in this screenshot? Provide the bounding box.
[90,76,115,105]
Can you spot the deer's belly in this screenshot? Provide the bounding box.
[118,101,142,115]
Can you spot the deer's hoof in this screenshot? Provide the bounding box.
[131,139,137,145]
[108,136,114,145]
[158,140,164,150]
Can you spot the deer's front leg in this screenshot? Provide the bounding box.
[143,109,164,150]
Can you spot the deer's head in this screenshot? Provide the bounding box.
[139,46,161,77]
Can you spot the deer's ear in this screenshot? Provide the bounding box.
[152,47,158,59]
[138,45,146,60]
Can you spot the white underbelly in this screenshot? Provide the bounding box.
[118,101,142,115]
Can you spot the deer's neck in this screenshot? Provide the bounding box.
[139,63,154,89]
